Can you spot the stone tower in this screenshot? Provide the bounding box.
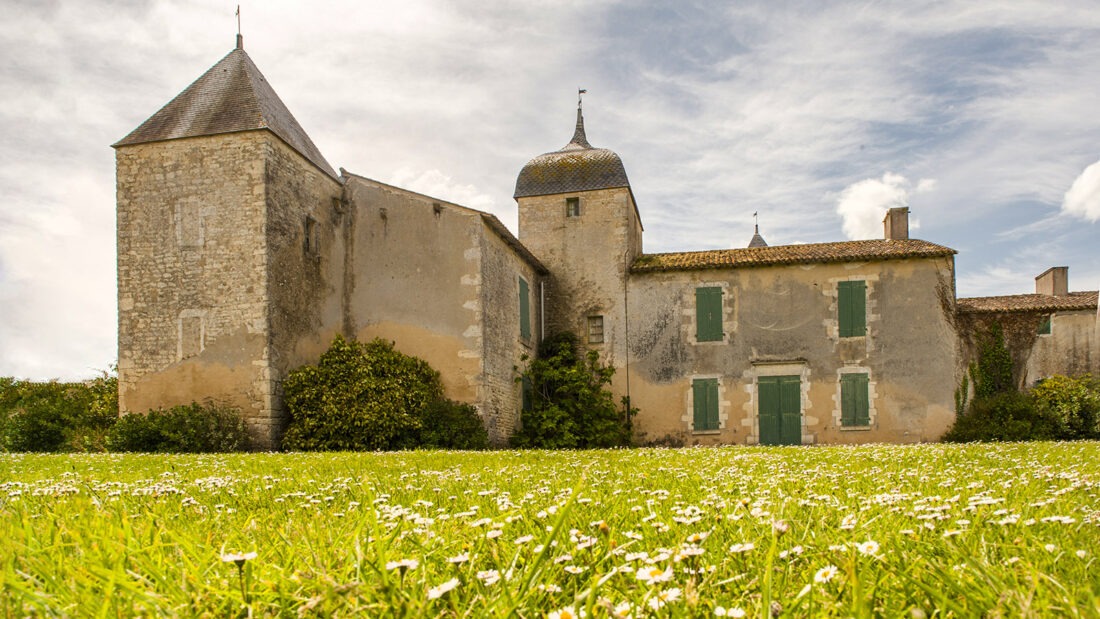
[514,103,643,367]
[113,36,345,448]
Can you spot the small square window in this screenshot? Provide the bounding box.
[587,315,604,344]
[566,197,581,217]
[1037,315,1052,335]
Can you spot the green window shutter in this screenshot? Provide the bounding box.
[838,281,866,337]
[758,377,781,445]
[695,287,723,342]
[841,374,869,426]
[692,378,719,431]
[779,376,802,445]
[519,277,531,340]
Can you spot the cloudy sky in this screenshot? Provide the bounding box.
[2,0,1099,380]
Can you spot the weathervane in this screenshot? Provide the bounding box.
[578,88,587,110]
[236,5,241,36]
[753,211,759,232]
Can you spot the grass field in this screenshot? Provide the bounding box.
[1,442,1097,617]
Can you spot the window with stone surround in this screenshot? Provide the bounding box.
[587,315,604,344]
[566,197,581,217]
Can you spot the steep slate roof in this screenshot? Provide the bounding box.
[113,38,338,179]
[631,239,956,273]
[956,291,1098,314]
[514,108,630,198]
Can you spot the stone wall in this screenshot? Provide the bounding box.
[116,132,272,439]
[517,187,641,351]
[624,256,959,445]
[261,137,344,444]
[479,220,543,444]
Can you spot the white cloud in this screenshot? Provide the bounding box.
[1061,159,1100,221]
[835,173,929,240]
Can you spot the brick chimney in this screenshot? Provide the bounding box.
[1035,266,1069,296]
[883,207,909,240]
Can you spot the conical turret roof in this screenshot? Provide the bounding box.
[113,38,337,179]
[748,224,768,248]
[514,107,630,198]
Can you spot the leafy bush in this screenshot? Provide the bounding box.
[1,373,119,452]
[511,332,635,449]
[106,402,250,453]
[282,336,445,451]
[942,391,1059,442]
[418,399,489,450]
[1031,374,1100,439]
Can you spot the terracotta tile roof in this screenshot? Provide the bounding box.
[956,291,1098,314]
[631,239,956,273]
[113,44,337,179]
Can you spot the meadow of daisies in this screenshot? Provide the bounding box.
[1,442,1097,617]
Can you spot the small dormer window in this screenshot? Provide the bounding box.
[566,197,581,217]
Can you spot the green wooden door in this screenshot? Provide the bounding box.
[758,375,801,446]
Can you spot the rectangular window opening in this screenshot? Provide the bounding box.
[304,216,319,254]
[587,315,604,344]
[565,197,581,217]
[1037,315,1052,335]
[838,280,867,337]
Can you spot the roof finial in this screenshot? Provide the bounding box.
[235,5,243,49]
[568,89,592,149]
[754,211,759,234]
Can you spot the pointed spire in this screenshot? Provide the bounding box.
[748,213,768,248]
[566,88,592,149]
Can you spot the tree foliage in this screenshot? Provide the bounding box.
[511,332,635,449]
[0,372,118,452]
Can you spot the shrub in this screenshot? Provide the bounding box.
[942,391,1059,442]
[107,402,250,453]
[418,399,489,450]
[511,332,635,449]
[1031,374,1100,440]
[1,373,118,452]
[282,336,445,451]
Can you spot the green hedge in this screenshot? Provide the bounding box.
[106,402,250,453]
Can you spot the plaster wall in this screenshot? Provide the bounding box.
[1024,310,1098,384]
[344,177,541,442]
[116,132,271,439]
[624,256,958,445]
